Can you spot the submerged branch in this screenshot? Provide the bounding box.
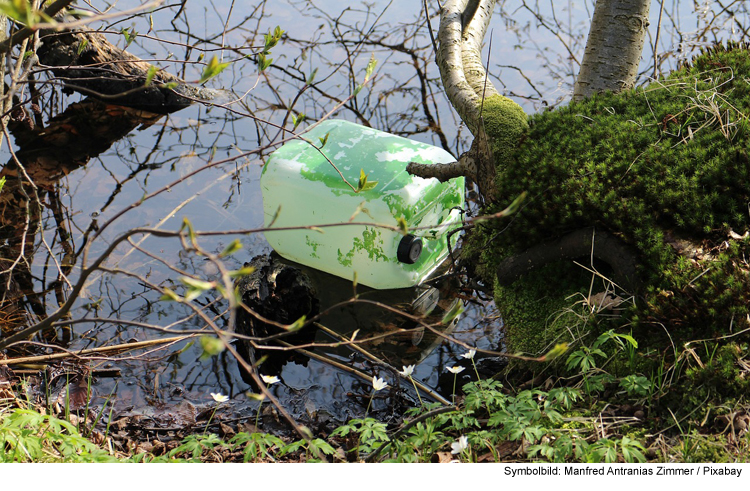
[0,335,195,366]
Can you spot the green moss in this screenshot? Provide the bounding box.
[668,431,741,463]
[470,44,750,336]
[481,94,529,168]
[494,261,596,356]
[468,45,750,419]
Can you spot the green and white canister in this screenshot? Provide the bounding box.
[261,119,465,289]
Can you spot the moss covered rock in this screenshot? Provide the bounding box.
[469,44,750,363]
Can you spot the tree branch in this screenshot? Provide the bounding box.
[0,0,74,54]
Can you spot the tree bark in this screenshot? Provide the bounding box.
[436,0,498,134]
[572,0,651,102]
[409,0,527,203]
[0,13,6,150]
[37,30,213,113]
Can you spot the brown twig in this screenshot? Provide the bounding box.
[0,334,195,366]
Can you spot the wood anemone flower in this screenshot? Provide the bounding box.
[210,392,229,403]
[451,435,469,455]
[372,376,388,391]
[461,349,476,360]
[261,375,280,385]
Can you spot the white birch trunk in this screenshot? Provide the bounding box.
[410,0,529,203]
[436,0,499,134]
[573,0,651,101]
[0,15,7,150]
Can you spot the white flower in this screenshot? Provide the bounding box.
[372,375,388,391]
[261,374,280,385]
[210,392,229,403]
[447,366,465,374]
[451,435,469,454]
[399,365,415,377]
[461,349,476,360]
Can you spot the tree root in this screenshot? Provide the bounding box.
[495,227,641,293]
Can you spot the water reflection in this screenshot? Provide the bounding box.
[0,100,167,339]
[0,0,497,429]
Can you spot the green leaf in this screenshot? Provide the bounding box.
[441,301,464,325]
[285,315,306,332]
[541,343,568,362]
[500,192,527,216]
[309,438,336,456]
[396,216,408,235]
[292,113,306,130]
[199,335,225,360]
[76,38,89,56]
[0,176,5,194]
[0,0,37,26]
[306,68,318,85]
[611,332,638,349]
[159,288,181,302]
[144,66,158,87]
[257,52,273,72]
[220,239,243,257]
[120,27,138,48]
[356,169,378,192]
[180,276,214,291]
[180,217,199,248]
[364,53,378,80]
[619,374,651,396]
[280,440,306,456]
[353,54,378,97]
[66,9,95,19]
[228,266,256,278]
[200,56,230,83]
[318,132,329,149]
[263,26,285,52]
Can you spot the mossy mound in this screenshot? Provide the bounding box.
[481,93,529,166]
[468,45,750,380]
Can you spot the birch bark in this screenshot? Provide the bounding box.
[408,0,525,202]
[573,0,651,101]
[435,0,499,134]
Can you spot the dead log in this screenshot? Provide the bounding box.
[233,254,320,384]
[36,29,213,113]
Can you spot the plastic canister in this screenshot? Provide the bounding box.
[261,119,464,289]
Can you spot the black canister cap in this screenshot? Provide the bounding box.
[397,235,423,264]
